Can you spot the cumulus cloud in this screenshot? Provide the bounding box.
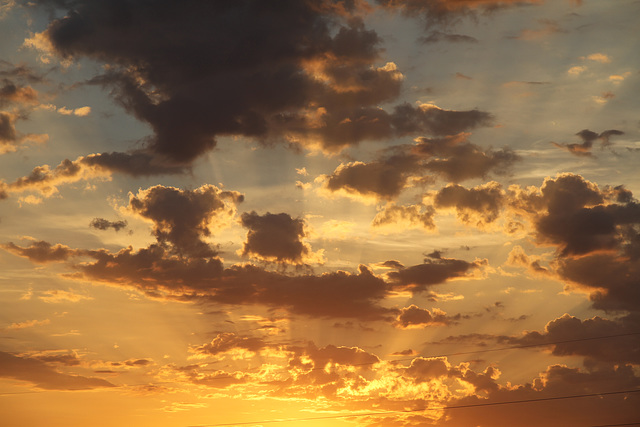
[128,184,243,258]
[240,211,321,264]
[393,305,462,328]
[387,254,486,291]
[191,333,267,357]
[433,181,505,227]
[372,202,436,231]
[26,1,385,159]
[506,313,640,365]
[24,1,501,161]
[323,133,517,201]
[506,174,640,313]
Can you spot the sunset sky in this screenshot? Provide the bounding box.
[1,1,639,426]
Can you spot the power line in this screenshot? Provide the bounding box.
[189,389,640,427]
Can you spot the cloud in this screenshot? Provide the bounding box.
[507,313,640,365]
[387,254,486,292]
[2,156,108,198]
[0,79,39,107]
[393,305,462,328]
[323,133,517,201]
[128,184,243,258]
[191,333,267,357]
[433,181,505,227]
[89,218,127,232]
[3,235,470,320]
[39,289,93,303]
[24,1,503,161]
[568,65,586,75]
[2,240,79,263]
[391,103,493,137]
[511,19,565,40]
[505,245,550,276]
[5,318,50,330]
[376,0,544,27]
[240,211,320,264]
[551,129,624,156]
[419,31,478,44]
[583,53,611,63]
[28,1,398,160]
[55,105,91,116]
[0,351,114,390]
[0,111,48,154]
[372,203,436,231]
[0,62,46,84]
[506,174,640,313]
[1,151,189,199]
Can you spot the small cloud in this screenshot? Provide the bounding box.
[6,318,51,330]
[295,167,308,176]
[39,289,93,304]
[568,65,586,76]
[17,195,43,206]
[73,106,91,116]
[582,53,611,63]
[57,106,91,116]
[455,72,472,80]
[608,72,631,84]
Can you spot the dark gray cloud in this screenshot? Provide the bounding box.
[419,31,478,44]
[506,174,640,313]
[0,79,39,107]
[2,240,79,263]
[507,313,640,365]
[376,0,541,27]
[32,0,391,160]
[0,61,47,84]
[0,111,17,145]
[0,351,114,390]
[391,103,493,137]
[128,184,243,258]
[89,218,127,231]
[240,211,310,264]
[81,151,190,176]
[434,181,505,227]
[387,255,485,291]
[393,304,463,328]
[31,0,497,161]
[3,236,484,321]
[324,133,517,200]
[552,129,624,156]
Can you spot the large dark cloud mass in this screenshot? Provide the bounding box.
[30,0,495,163]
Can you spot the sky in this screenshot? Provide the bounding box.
[0,0,639,426]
